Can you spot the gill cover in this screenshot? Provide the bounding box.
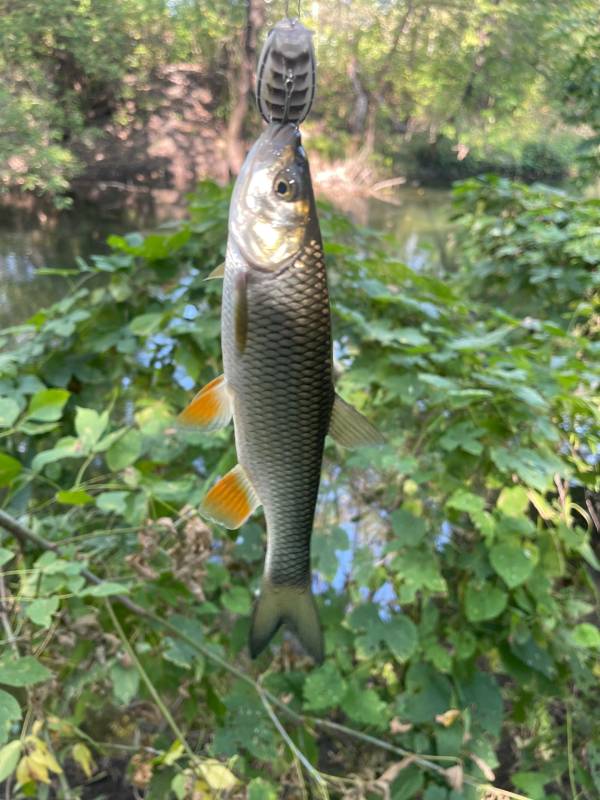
[229,124,311,270]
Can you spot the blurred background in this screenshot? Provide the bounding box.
[1,0,599,324]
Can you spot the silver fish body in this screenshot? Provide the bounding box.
[224,125,331,660]
[179,124,383,661]
[223,226,333,587]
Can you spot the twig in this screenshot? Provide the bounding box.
[257,685,329,797]
[586,496,600,533]
[0,572,19,657]
[104,599,198,766]
[0,508,532,799]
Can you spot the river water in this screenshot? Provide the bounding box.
[0,187,453,328]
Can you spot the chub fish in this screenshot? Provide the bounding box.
[180,123,382,662]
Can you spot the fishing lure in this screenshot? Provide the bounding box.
[256,17,316,125]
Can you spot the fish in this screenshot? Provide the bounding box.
[179,123,383,662]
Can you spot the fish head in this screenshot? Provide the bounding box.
[229,123,312,271]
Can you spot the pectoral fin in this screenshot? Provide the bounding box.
[234,271,248,354]
[178,374,233,432]
[204,262,225,280]
[329,392,385,448]
[201,464,260,529]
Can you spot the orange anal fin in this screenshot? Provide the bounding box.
[201,464,260,530]
[178,374,233,432]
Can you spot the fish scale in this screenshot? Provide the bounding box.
[222,239,333,588]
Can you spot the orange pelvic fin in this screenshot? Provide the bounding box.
[178,375,233,432]
[201,464,260,530]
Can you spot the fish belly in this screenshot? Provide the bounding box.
[222,243,333,588]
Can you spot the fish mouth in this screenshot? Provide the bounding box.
[260,122,302,154]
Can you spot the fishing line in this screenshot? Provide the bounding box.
[284,0,301,20]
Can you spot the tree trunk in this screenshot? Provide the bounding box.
[225,0,265,176]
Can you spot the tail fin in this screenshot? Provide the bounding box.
[249,581,324,663]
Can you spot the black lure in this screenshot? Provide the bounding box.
[256,18,316,125]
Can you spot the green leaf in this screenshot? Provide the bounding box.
[303,662,348,712]
[510,637,556,679]
[571,623,600,649]
[96,491,129,515]
[248,777,278,800]
[55,489,94,505]
[464,584,507,622]
[106,429,143,470]
[129,313,163,336]
[0,453,21,487]
[423,787,448,800]
[25,388,70,422]
[171,773,186,800]
[342,681,387,728]
[25,596,60,627]
[0,398,20,429]
[221,586,251,615]
[512,771,549,800]
[0,740,22,782]
[489,543,535,588]
[0,656,52,687]
[400,663,452,724]
[0,690,21,747]
[448,326,511,351]
[80,582,129,597]
[163,638,196,670]
[390,509,426,546]
[389,764,424,799]
[0,549,13,568]
[446,489,485,515]
[384,616,418,662]
[75,406,109,450]
[496,486,530,516]
[458,671,503,737]
[32,437,84,470]
[490,446,565,492]
[392,549,446,602]
[110,663,140,705]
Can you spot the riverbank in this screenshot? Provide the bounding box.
[0,184,454,328]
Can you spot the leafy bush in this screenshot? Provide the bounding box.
[453,175,600,319]
[0,181,598,798]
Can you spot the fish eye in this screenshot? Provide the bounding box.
[273,172,299,202]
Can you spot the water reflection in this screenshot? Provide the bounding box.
[0,186,452,328]
[0,191,184,327]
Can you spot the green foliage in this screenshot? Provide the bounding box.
[563,31,600,177]
[0,180,598,797]
[0,0,178,196]
[1,0,599,195]
[453,175,600,317]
